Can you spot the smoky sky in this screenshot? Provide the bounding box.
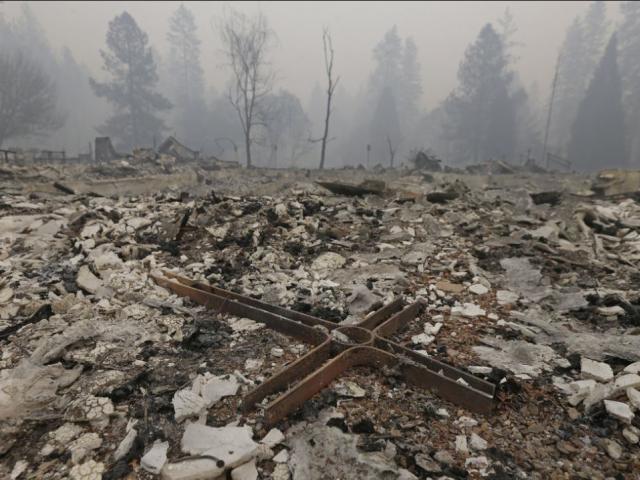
[0,1,620,110]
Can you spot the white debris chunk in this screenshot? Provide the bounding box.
[411,333,435,346]
[261,428,285,448]
[604,439,622,460]
[69,433,102,464]
[141,441,169,474]
[465,456,489,472]
[627,387,640,410]
[624,361,640,374]
[604,400,634,424]
[334,380,366,398]
[273,449,289,463]
[194,374,240,407]
[614,374,640,390]
[172,389,207,421]
[0,287,14,304]
[469,433,488,450]
[423,322,442,335]
[69,460,105,480]
[244,358,264,371]
[76,266,103,295]
[52,423,84,444]
[496,290,519,306]
[468,284,489,295]
[468,366,492,375]
[454,416,478,428]
[114,427,137,461]
[271,347,284,357]
[451,303,485,318]
[455,435,468,454]
[161,458,223,480]
[231,459,258,480]
[10,460,28,479]
[567,379,597,406]
[623,427,639,444]
[580,357,613,382]
[228,317,264,332]
[311,252,346,272]
[597,305,626,317]
[181,423,259,470]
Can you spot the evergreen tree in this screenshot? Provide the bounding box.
[553,1,608,153]
[618,1,640,164]
[568,34,626,171]
[166,4,206,147]
[400,37,422,125]
[443,23,517,164]
[369,26,403,100]
[90,12,171,151]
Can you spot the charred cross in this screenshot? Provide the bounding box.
[152,271,495,426]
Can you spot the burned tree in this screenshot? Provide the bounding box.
[318,28,339,170]
[0,51,63,148]
[219,8,274,168]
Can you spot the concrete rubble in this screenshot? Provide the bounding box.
[0,158,639,479]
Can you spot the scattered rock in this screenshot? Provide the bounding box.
[580,357,613,382]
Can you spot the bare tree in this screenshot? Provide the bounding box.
[319,28,339,170]
[0,51,63,148]
[219,8,274,168]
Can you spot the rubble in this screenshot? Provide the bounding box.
[1,163,639,478]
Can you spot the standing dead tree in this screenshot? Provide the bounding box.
[219,9,274,168]
[318,28,339,170]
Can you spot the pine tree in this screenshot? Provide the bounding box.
[568,34,626,171]
[90,12,171,151]
[553,1,608,152]
[443,23,517,164]
[166,4,206,147]
[400,37,422,125]
[369,26,403,100]
[618,1,640,164]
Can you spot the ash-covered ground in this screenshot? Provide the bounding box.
[1,159,639,480]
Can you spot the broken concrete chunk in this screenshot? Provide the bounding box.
[414,453,442,473]
[604,439,622,460]
[581,357,613,382]
[76,266,103,295]
[496,290,519,305]
[347,285,381,315]
[10,460,28,480]
[614,374,640,390]
[624,361,640,374]
[113,427,137,461]
[194,374,240,407]
[172,389,207,421]
[273,449,289,463]
[181,423,258,470]
[469,433,488,451]
[69,432,102,464]
[604,400,634,424]
[261,428,285,448]
[627,387,640,410]
[455,435,468,454]
[451,303,485,318]
[311,252,346,272]
[161,458,223,480]
[334,381,366,398]
[231,459,258,480]
[141,441,169,474]
[623,427,639,444]
[468,284,489,295]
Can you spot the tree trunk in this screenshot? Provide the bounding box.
[244,129,252,168]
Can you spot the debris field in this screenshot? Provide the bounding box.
[1,158,640,480]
